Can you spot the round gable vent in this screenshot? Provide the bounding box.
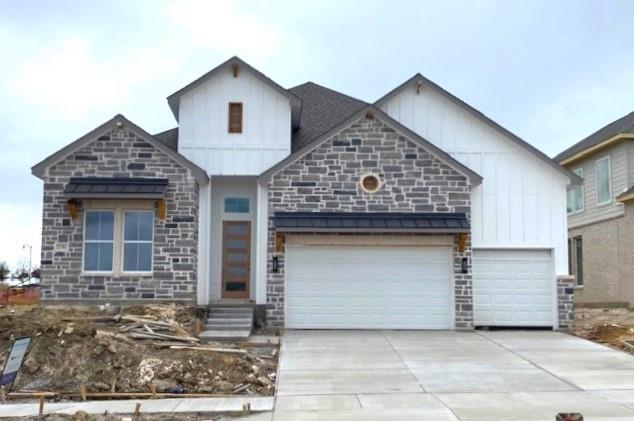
[360,174,381,194]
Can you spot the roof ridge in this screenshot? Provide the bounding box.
[290,81,368,105]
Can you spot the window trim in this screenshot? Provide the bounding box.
[567,167,584,214]
[573,235,583,287]
[121,210,154,275]
[82,209,115,274]
[595,156,612,206]
[228,102,243,134]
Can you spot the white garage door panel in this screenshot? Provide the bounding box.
[286,246,453,329]
[473,249,554,327]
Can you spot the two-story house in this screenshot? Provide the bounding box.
[556,112,634,307]
[32,56,580,331]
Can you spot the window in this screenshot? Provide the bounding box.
[360,174,381,193]
[228,102,243,133]
[84,211,114,272]
[574,236,583,287]
[567,167,584,213]
[123,211,154,272]
[224,197,250,213]
[595,156,612,205]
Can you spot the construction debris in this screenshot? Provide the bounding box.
[0,303,278,398]
[575,307,634,355]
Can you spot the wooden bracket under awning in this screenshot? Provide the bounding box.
[67,199,78,220]
[275,232,285,253]
[457,233,468,252]
[155,199,166,220]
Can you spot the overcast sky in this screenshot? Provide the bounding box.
[0,0,632,269]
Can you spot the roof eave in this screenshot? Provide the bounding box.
[31,114,209,185]
[260,104,483,187]
[375,73,580,185]
[557,133,634,165]
[166,56,302,124]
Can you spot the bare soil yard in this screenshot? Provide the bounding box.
[575,307,634,354]
[0,304,278,398]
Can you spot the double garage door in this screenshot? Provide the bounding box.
[286,245,454,329]
[285,244,555,329]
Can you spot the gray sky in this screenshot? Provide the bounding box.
[0,0,632,269]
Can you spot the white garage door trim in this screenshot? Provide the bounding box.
[284,243,455,330]
[473,248,557,328]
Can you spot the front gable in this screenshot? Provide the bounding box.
[268,113,471,215]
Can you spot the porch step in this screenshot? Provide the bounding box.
[199,330,251,341]
[200,305,254,342]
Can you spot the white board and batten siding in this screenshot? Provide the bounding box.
[379,86,570,276]
[178,69,292,175]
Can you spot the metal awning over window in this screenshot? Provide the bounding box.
[273,212,470,233]
[64,177,169,199]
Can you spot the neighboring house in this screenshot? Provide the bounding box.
[32,56,580,330]
[555,112,634,307]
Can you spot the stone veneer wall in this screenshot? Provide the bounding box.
[40,125,199,301]
[266,115,473,328]
[557,275,575,330]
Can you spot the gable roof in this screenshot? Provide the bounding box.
[260,104,482,186]
[555,111,634,164]
[153,127,178,151]
[289,82,368,152]
[31,114,208,184]
[375,73,581,185]
[166,56,303,128]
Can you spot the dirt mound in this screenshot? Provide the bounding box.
[575,307,634,354]
[0,304,277,397]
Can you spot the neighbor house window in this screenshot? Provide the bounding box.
[224,197,249,213]
[595,156,612,205]
[567,167,584,213]
[228,102,243,133]
[84,210,114,272]
[571,235,583,287]
[123,211,154,272]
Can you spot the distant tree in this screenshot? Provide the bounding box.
[31,266,41,280]
[0,261,9,282]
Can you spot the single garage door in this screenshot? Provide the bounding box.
[473,249,554,327]
[285,245,453,329]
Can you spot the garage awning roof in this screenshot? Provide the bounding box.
[273,212,469,233]
[64,177,168,199]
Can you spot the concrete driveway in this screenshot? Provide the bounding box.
[273,330,634,420]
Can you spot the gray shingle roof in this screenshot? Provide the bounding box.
[273,212,469,233]
[289,82,367,152]
[153,127,178,151]
[555,111,634,163]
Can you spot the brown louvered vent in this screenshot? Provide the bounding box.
[228,102,243,133]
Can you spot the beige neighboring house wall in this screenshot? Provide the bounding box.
[569,201,634,306]
[558,125,634,307]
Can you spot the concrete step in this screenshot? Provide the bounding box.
[199,329,251,342]
[209,308,254,314]
[205,317,253,324]
[204,323,253,331]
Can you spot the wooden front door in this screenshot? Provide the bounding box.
[222,221,251,299]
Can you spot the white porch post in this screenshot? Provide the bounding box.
[196,182,211,305]
[255,181,269,304]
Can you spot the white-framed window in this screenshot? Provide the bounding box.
[83,210,115,272]
[567,167,584,214]
[595,156,612,205]
[123,211,154,273]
